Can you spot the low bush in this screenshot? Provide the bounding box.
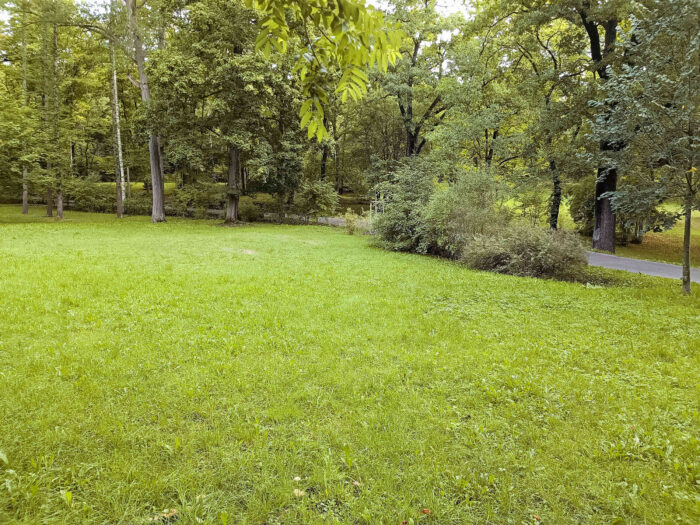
[122,192,152,216]
[65,179,116,213]
[373,162,511,258]
[461,225,588,281]
[295,180,338,221]
[238,196,262,222]
[344,208,361,235]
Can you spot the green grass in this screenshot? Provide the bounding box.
[0,205,698,524]
[615,211,700,265]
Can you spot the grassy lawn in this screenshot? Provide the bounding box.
[615,211,700,266]
[0,205,698,524]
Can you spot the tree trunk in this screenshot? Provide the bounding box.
[110,43,125,218]
[682,193,693,295]
[320,145,329,180]
[126,0,165,222]
[52,24,63,220]
[549,159,561,230]
[225,145,241,223]
[22,169,29,214]
[592,164,617,252]
[46,189,53,217]
[405,131,417,157]
[21,14,29,214]
[56,191,64,219]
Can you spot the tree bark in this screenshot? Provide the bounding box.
[46,189,53,217]
[549,159,561,230]
[320,118,329,180]
[682,193,693,295]
[592,163,617,252]
[579,10,619,252]
[22,169,29,214]
[110,43,125,218]
[21,14,29,214]
[126,0,165,222]
[225,145,241,223]
[52,24,63,220]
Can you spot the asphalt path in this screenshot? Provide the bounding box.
[587,251,700,283]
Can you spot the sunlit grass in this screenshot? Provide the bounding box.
[0,205,698,524]
[616,211,700,265]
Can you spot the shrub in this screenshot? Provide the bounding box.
[421,169,511,257]
[296,180,338,221]
[64,179,115,213]
[344,208,360,235]
[122,192,152,216]
[238,196,262,222]
[373,162,511,257]
[372,162,434,252]
[169,183,225,216]
[461,225,588,281]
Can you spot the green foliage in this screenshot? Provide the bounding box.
[295,179,338,220]
[373,162,510,257]
[238,196,263,222]
[461,225,588,281]
[246,0,403,140]
[343,208,360,235]
[0,206,698,523]
[371,162,433,253]
[567,176,596,235]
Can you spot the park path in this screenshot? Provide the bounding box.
[587,251,700,283]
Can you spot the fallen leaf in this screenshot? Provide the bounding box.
[422,508,431,515]
[148,509,179,523]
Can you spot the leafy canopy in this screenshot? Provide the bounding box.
[246,0,403,140]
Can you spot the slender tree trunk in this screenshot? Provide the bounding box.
[42,27,53,218]
[52,24,63,220]
[549,159,561,230]
[126,0,165,222]
[320,116,329,179]
[682,192,693,295]
[110,44,125,217]
[225,145,241,223]
[592,163,617,252]
[46,189,53,217]
[21,15,29,214]
[22,169,29,214]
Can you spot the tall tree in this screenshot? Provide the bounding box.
[124,0,165,222]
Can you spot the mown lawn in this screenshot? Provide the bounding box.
[615,211,700,265]
[0,205,698,524]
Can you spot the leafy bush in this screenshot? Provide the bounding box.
[64,179,116,213]
[238,196,262,222]
[344,208,360,235]
[295,180,338,221]
[421,169,511,256]
[372,162,434,252]
[461,225,588,281]
[122,192,152,216]
[373,163,511,257]
[169,183,225,216]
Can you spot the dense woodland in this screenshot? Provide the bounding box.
[0,0,698,289]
